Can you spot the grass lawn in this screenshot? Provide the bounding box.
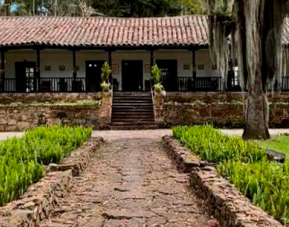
[258,134,289,156]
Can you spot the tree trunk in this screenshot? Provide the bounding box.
[243,92,270,140]
[207,0,287,139]
[237,0,271,139]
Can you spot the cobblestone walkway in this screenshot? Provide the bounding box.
[41,130,216,227]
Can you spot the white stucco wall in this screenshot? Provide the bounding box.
[0,48,220,91]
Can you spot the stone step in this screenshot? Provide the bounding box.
[111,92,156,129]
[111,119,155,124]
[112,116,154,121]
[113,103,153,106]
[114,92,151,97]
[110,124,159,130]
[113,99,152,103]
[112,111,154,114]
[112,105,153,109]
[113,96,152,100]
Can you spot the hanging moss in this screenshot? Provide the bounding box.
[202,0,289,139]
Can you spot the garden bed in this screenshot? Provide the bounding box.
[0,126,104,226]
[163,125,287,226]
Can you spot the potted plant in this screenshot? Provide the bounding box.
[101,81,110,92]
[101,62,111,93]
[152,64,165,96]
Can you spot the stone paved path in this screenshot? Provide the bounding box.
[41,130,216,227]
[0,129,289,142]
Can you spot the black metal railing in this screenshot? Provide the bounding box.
[0,77,98,93]
[3,76,289,93]
[194,77,222,91]
[174,77,222,91]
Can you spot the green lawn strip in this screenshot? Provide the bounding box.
[0,125,92,206]
[173,125,289,224]
[258,135,289,156]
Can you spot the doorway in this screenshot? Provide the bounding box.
[86,61,104,92]
[156,60,178,91]
[122,60,143,91]
[15,62,36,92]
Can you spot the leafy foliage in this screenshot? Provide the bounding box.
[0,125,91,206]
[173,125,266,163]
[218,160,289,223]
[91,0,181,17]
[0,0,205,16]
[0,0,95,16]
[154,83,164,93]
[178,0,205,15]
[101,62,111,83]
[152,64,162,83]
[173,125,289,224]
[100,62,111,92]
[152,64,164,93]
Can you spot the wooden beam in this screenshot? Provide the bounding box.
[108,50,112,84]
[192,49,196,90]
[150,49,154,90]
[36,49,40,91]
[72,50,77,92]
[0,50,5,80]
[72,50,77,80]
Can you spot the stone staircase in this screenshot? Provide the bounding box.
[111,92,157,130]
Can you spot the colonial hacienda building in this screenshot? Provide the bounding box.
[0,15,289,130]
[1,16,289,93]
[0,15,225,93]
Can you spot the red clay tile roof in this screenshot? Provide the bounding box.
[0,16,209,48]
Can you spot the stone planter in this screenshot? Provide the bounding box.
[0,137,104,227]
[162,136,284,227]
[99,92,112,129]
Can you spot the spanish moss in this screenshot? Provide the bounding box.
[203,0,289,139]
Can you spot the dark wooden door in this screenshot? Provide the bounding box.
[122,60,143,91]
[156,60,178,91]
[86,61,104,92]
[15,62,36,92]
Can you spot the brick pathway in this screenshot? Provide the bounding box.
[40,130,216,227]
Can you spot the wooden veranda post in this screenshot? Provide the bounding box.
[72,50,77,91]
[0,50,5,92]
[150,49,154,89]
[36,49,41,92]
[108,50,112,84]
[192,49,196,90]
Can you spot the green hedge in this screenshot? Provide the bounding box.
[0,125,92,206]
[173,125,289,224]
[173,125,266,163]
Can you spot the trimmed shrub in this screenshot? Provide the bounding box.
[0,125,92,206]
[173,125,289,224]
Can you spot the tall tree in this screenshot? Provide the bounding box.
[0,0,14,15]
[203,0,289,139]
[178,0,205,15]
[0,0,95,16]
[91,0,181,17]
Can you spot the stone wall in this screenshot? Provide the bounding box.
[0,137,104,227]
[0,92,111,131]
[154,92,289,128]
[162,136,284,227]
[0,93,102,103]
